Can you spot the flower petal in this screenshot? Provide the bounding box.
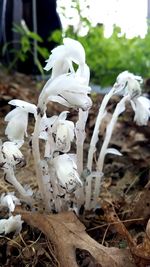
[0,193,21,212]
[63,38,85,65]
[2,141,24,166]
[106,148,122,156]
[0,215,23,234]
[9,99,37,115]
[133,96,150,126]
[53,154,82,193]
[5,110,28,141]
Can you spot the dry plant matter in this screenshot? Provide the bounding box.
[14,207,135,267]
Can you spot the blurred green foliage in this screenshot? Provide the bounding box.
[2,0,150,87]
[63,24,150,87]
[57,0,150,86]
[2,22,49,75]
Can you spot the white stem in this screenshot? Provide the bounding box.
[90,172,103,209]
[49,164,62,212]
[41,160,53,212]
[85,171,103,210]
[74,109,88,210]
[76,109,88,175]
[87,89,114,171]
[91,95,130,209]
[44,140,51,158]
[4,166,31,202]
[32,113,46,202]
[97,95,129,172]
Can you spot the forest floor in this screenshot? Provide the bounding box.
[0,69,150,267]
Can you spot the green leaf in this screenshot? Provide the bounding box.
[37,46,49,59]
[48,30,62,43]
[12,23,25,35]
[21,36,30,53]
[28,31,43,42]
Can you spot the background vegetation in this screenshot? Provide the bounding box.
[2,0,150,87]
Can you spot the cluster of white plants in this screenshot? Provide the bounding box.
[0,38,150,234]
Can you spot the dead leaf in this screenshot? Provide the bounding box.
[14,207,135,267]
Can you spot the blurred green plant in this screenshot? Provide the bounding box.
[2,0,150,87]
[2,21,50,75]
[63,24,150,87]
[58,0,150,87]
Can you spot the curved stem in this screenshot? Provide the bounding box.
[4,166,32,203]
[91,95,130,209]
[87,89,114,171]
[97,95,129,172]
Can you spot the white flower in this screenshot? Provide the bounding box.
[9,99,37,115]
[39,112,74,153]
[131,96,150,126]
[114,70,142,97]
[0,215,23,234]
[53,154,82,193]
[5,100,37,142]
[39,115,58,140]
[41,73,92,111]
[5,107,28,142]
[0,193,21,212]
[1,141,25,166]
[39,39,92,111]
[52,111,74,152]
[44,38,85,78]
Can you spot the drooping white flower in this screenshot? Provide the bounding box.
[39,112,75,153]
[44,38,85,78]
[5,107,28,142]
[1,141,25,166]
[39,115,58,140]
[5,100,37,142]
[42,73,92,111]
[131,96,150,126]
[114,70,142,97]
[52,111,74,152]
[0,215,23,234]
[38,39,92,112]
[9,99,37,115]
[53,154,82,193]
[75,63,90,85]
[0,192,21,212]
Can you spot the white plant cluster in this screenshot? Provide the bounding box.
[0,38,150,234]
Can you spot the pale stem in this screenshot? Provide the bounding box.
[97,95,129,172]
[48,164,63,212]
[85,171,103,210]
[76,109,88,175]
[85,89,114,209]
[87,89,114,172]
[90,172,103,209]
[44,140,51,158]
[41,160,53,212]
[45,129,56,159]
[92,95,130,208]
[75,109,88,207]
[32,113,46,202]
[4,165,32,202]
